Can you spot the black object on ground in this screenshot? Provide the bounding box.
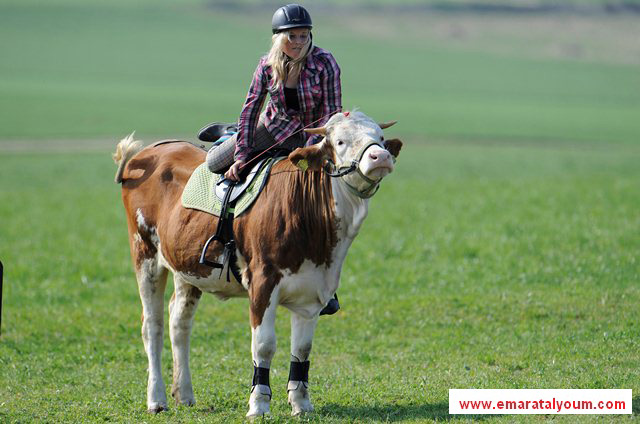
[0,261,3,337]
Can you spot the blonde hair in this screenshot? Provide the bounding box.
[266,31,312,90]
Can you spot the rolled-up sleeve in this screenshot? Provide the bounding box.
[235,58,268,162]
[308,53,342,145]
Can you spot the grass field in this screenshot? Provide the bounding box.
[1,141,639,422]
[1,0,639,422]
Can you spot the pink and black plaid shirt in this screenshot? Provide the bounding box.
[234,46,342,162]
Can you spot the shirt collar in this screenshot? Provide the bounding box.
[303,46,323,75]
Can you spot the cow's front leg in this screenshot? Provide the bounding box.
[247,278,280,418]
[168,276,202,407]
[288,311,319,416]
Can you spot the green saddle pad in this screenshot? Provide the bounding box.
[182,158,282,217]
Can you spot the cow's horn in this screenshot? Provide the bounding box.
[378,121,397,129]
[304,127,327,135]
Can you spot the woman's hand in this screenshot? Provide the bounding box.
[224,159,246,181]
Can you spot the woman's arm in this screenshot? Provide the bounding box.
[235,57,269,162]
[308,52,342,145]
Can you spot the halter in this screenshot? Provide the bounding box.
[323,141,390,199]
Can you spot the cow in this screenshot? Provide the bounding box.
[113,111,402,417]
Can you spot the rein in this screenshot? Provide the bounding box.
[239,110,341,172]
[237,110,389,199]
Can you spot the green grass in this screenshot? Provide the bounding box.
[0,139,638,422]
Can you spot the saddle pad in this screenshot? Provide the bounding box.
[181,158,282,217]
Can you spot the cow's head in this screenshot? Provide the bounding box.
[289,111,403,198]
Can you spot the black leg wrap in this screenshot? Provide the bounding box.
[288,360,310,383]
[252,366,270,388]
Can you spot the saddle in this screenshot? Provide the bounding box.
[182,157,283,283]
[182,157,281,217]
[215,157,267,204]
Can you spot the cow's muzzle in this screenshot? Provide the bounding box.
[323,141,394,198]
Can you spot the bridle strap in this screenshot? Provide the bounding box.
[323,159,356,177]
[323,141,386,198]
[344,179,380,198]
[240,109,341,171]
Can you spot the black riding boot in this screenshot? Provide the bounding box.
[320,293,340,316]
[197,122,238,143]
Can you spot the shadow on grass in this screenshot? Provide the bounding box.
[317,402,493,422]
[633,396,639,415]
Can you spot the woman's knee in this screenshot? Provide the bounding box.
[206,138,236,173]
[206,148,224,173]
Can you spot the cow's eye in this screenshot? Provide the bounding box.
[337,140,344,146]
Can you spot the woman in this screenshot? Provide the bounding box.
[205,4,342,315]
[206,4,342,181]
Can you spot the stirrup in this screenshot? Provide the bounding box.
[197,122,238,143]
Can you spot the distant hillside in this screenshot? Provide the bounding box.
[6,0,639,14]
[210,0,640,14]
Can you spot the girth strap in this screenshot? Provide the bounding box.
[199,180,242,284]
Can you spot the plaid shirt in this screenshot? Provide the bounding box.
[234,46,342,162]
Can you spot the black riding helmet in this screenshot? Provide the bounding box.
[272,4,312,34]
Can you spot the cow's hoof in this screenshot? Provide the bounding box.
[288,385,313,416]
[247,386,271,418]
[291,403,314,416]
[172,391,195,407]
[246,402,270,418]
[171,384,195,406]
[246,409,271,419]
[147,404,168,414]
[177,399,195,407]
[289,396,313,416]
[247,400,271,419]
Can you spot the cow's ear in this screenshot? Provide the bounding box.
[384,138,403,158]
[289,142,332,171]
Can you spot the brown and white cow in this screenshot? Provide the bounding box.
[113,111,402,417]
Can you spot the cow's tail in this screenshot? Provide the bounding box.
[113,132,143,183]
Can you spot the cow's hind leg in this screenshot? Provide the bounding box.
[247,268,280,418]
[168,275,202,406]
[288,311,319,416]
[136,257,169,413]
